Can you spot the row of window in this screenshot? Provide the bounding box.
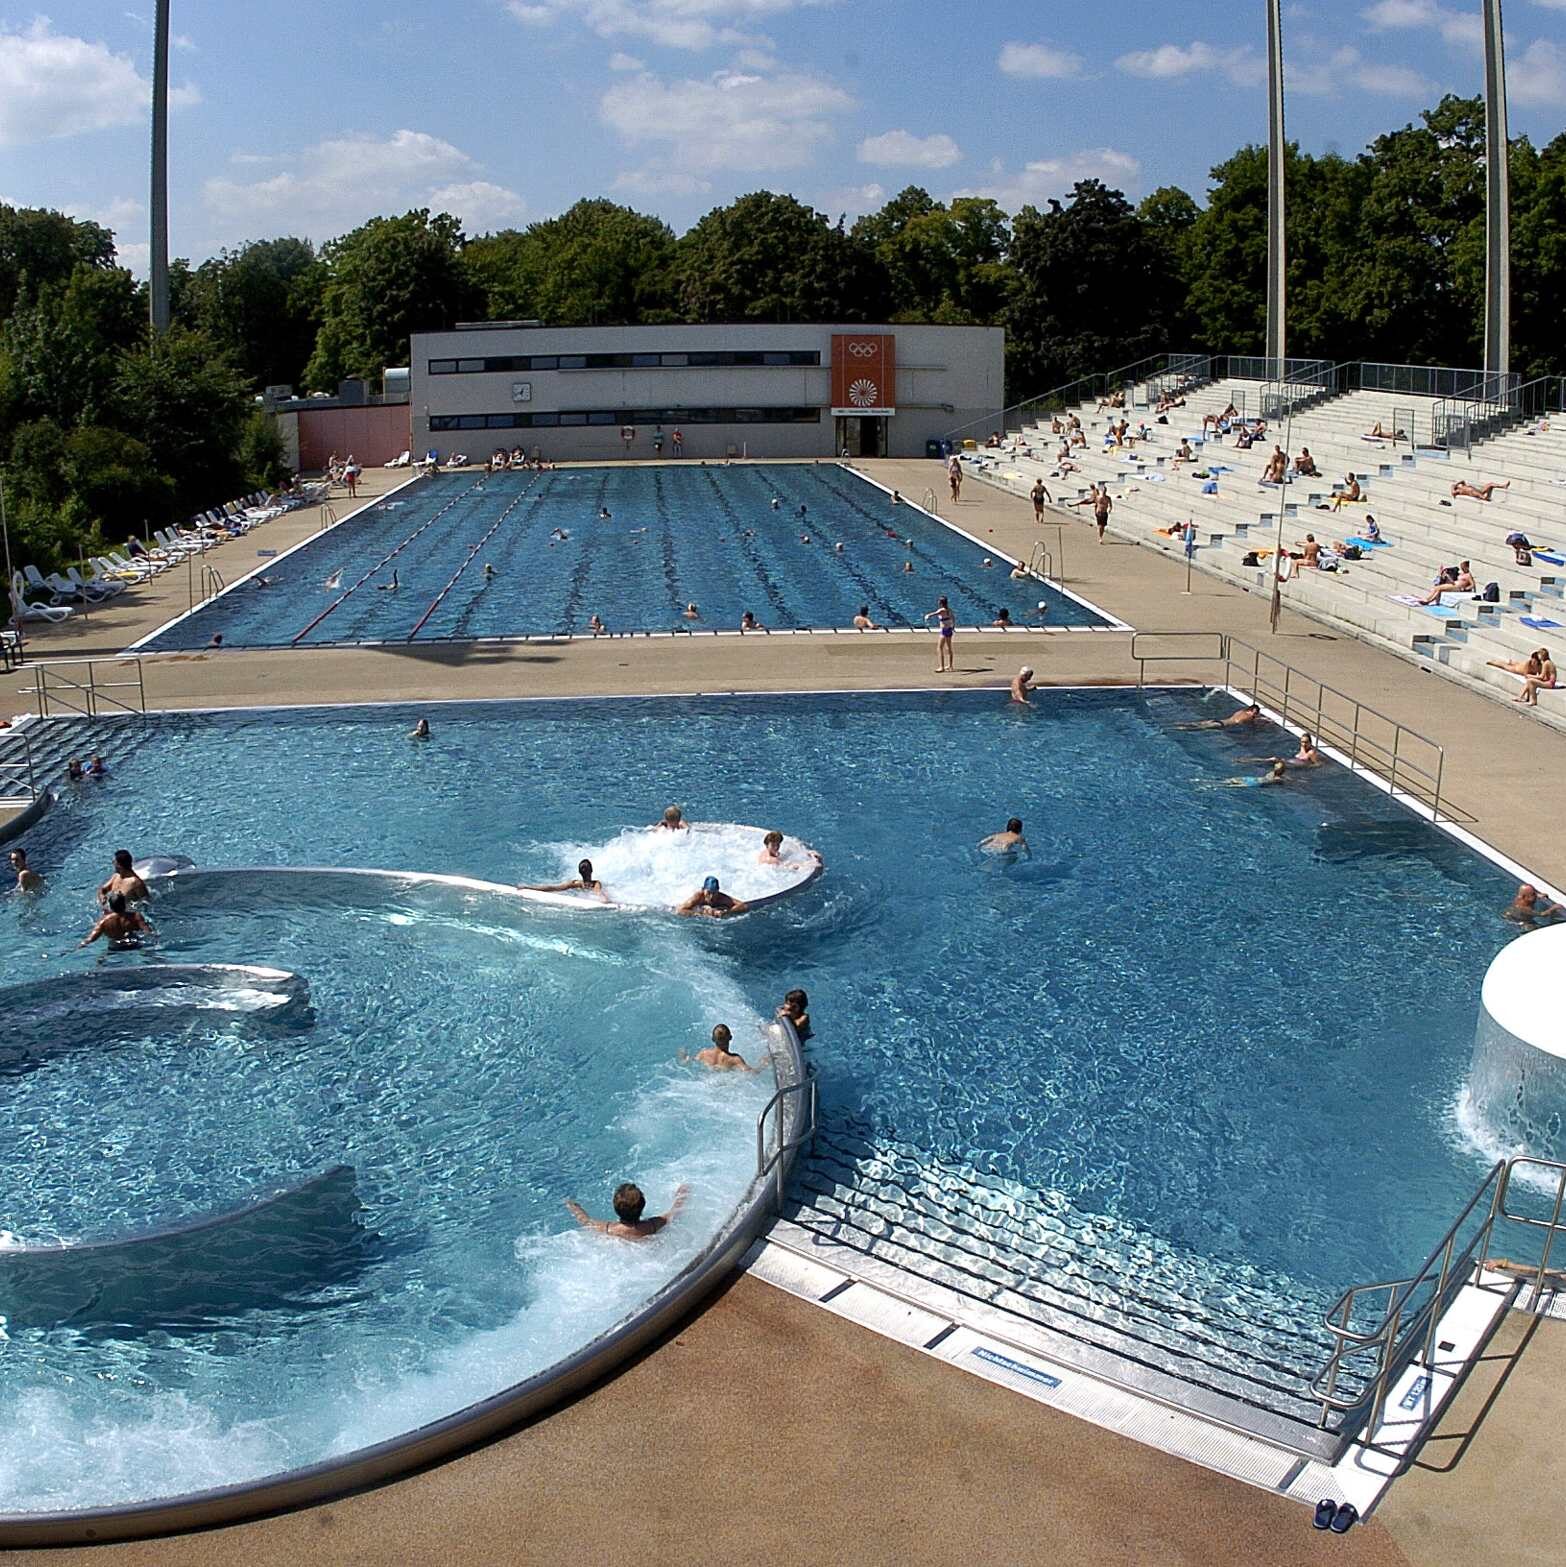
[428,407,823,433]
[426,349,822,375]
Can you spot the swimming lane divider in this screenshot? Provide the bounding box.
[403,475,539,641]
[287,477,489,646]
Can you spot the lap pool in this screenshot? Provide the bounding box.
[135,464,1115,650]
[0,686,1527,1517]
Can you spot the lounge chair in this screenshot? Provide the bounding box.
[384,450,410,468]
[9,581,74,623]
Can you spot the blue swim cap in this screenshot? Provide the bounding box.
[703,876,720,892]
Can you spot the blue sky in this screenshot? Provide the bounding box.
[1,0,1562,271]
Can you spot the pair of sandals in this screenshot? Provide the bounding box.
[1313,1498,1360,1534]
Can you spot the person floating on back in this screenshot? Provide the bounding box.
[565,1181,689,1241]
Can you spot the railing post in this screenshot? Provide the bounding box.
[33,664,46,719]
[1533,1166,1566,1308]
[1389,725,1403,800]
[1367,1309,1401,1435]
[1424,1233,1457,1366]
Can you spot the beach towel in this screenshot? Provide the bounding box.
[1521,616,1563,630]
[1346,536,1389,550]
[1534,551,1565,566]
[1417,605,1463,620]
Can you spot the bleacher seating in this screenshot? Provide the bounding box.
[961,375,1566,728]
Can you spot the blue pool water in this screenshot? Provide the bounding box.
[0,688,1524,1507]
[138,464,1110,650]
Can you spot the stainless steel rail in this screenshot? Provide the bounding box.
[1311,1155,1566,1452]
[31,656,147,719]
[757,1072,818,1208]
[0,723,37,800]
[1130,631,1448,821]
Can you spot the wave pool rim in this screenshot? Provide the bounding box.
[0,865,811,1549]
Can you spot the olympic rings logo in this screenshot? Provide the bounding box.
[846,341,880,358]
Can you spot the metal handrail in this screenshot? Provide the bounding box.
[943,351,1210,442]
[0,725,37,800]
[1130,632,1447,819]
[31,657,147,720]
[756,1075,817,1208]
[1028,542,1053,580]
[921,487,939,516]
[1313,1153,1566,1447]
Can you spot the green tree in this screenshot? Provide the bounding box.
[1,263,142,428]
[853,188,1011,322]
[186,237,322,391]
[464,200,677,325]
[234,408,291,488]
[673,192,891,323]
[64,425,176,542]
[303,209,477,389]
[1005,180,1186,395]
[0,204,115,319]
[113,327,252,513]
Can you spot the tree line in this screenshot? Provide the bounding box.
[2,93,1561,574]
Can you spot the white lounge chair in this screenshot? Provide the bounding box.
[65,565,125,599]
[10,580,74,623]
[384,450,411,468]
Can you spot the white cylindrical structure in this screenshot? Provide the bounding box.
[1470,923,1566,1157]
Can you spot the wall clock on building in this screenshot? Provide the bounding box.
[511,382,532,403]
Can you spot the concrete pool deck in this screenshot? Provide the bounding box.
[6,457,1566,1563]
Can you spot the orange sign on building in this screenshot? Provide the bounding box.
[830,334,896,416]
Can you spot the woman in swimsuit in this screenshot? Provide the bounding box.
[1516,649,1558,707]
[1488,650,1542,678]
[925,596,956,672]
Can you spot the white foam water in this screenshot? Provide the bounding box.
[543,822,820,909]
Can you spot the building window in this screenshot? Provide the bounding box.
[425,348,822,375]
[428,407,821,432]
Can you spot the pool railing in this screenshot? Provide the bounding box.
[29,655,148,720]
[1130,630,1448,822]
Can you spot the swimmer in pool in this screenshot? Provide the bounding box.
[483,563,496,579]
[88,754,108,777]
[656,805,689,831]
[1174,703,1261,731]
[1263,732,1321,767]
[683,602,701,621]
[598,507,612,520]
[80,892,152,949]
[1010,563,1029,581]
[756,830,816,871]
[550,528,570,542]
[588,614,607,636]
[682,1024,762,1073]
[10,847,43,893]
[740,611,761,632]
[676,877,748,918]
[980,818,1029,856]
[993,609,1013,628]
[1218,761,1288,788]
[926,596,956,673]
[98,848,148,907]
[834,541,844,553]
[1010,666,1035,704]
[770,497,781,510]
[565,1181,689,1241]
[323,570,343,590]
[902,560,915,574]
[376,570,399,591]
[522,857,610,903]
[777,988,812,1041]
[853,606,878,630]
[66,757,86,782]
[1503,883,1566,927]
[409,718,431,741]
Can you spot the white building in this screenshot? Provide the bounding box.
[408,322,1004,462]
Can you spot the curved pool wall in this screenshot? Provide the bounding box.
[1468,924,1566,1160]
[0,786,54,846]
[0,866,810,1547]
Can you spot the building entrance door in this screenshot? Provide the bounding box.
[836,416,885,458]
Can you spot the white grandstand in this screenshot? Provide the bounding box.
[958,359,1566,729]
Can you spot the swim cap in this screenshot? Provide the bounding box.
[703,876,720,893]
[1020,666,1034,678]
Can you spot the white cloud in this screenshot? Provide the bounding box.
[857,130,960,170]
[506,0,832,51]
[203,129,520,240]
[428,180,528,231]
[819,182,884,217]
[611,165,714,197]
[599,67,853,172]
[1115,42,1265,88]
[1511,39,1566,105]
[1361,0,1482,46]
[173,32,197,52]
[1533,0,1566,10]
[0,18,198,149]
[1348,54,1437,95]
[997,40,1084,79]
[607,50,644,70]
[963,148,1142,213]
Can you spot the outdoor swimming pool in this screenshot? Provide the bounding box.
[0,686,1526,1512]
[135,464,1114,650]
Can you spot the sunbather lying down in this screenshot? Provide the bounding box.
[1451,479,1510,502]
[1363,421,1406,440]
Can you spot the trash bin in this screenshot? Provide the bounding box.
[925,438,945,459]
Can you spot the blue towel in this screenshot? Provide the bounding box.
[1345,536,1389,550]
[1534,552,1565,566]
[1418,605,1462,620]
[1521,616,1563,630]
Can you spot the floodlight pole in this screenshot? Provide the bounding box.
[1,469,19,652]
[1481,0,1510,383]
[1264,0,1287,372]
[149,0,171,333]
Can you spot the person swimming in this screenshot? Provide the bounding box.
[522,857,610,903]
[853,606,878,630]
[993,608,1013,627]
[10,847,43,893]
[683,602,701,621]
[588,614,607,635]
[777,988,812,1041]
[657,805,689,831]
[676,876,748,918]
[980,818,1029,856]
[323,570,343,590]
[1010,666,1035,704]
[1173,703,1261,731]
[409,718,431,741]
[483,562,496,579]
[550,528,570,542]
[757,830,787,866]
[80,892,152,949]
[376,571,399,591]
[598,507,612,520]
[565,1181,689,1241]
[682,1023,762,1073]
[740,610,761,631]
[1217,761,1288,788]
[1503,883,1566,927]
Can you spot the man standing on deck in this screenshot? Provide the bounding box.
[1030,478,1049,523]
[1093,485,1112,542]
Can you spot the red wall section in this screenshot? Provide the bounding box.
[297,405,411,471]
